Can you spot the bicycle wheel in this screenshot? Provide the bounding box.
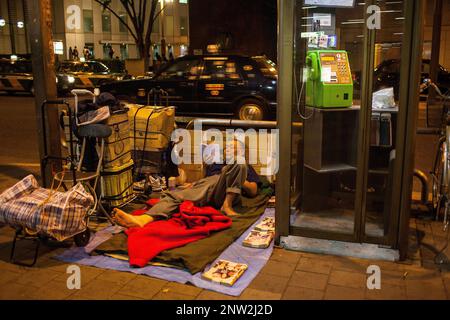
[432,139,446,216]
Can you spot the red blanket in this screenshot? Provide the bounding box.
[126,200,232,268]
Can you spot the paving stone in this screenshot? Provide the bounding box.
[282,286,324,300]
[0,282,37,300]
[270,248,302,264]
[289,270,328,291]
[369,260,406,272]
[328,270,366,289]
[260,260,296,278]
[249,273,290,294]
[0,269,23,286]
[196,290,237,300]
[161,282,203,297]
[380,269,407,287]
[239,288,281,300]
[405,274,447,300]
[365,284,407,300]
[324,285,365,300]
[70,279,124,300]
[95,269,137,286]
[118,276,167,300]
[109,293,143,300]
[27,279,77,300]
[296,257,332,275]
[153,290,197,300]
[328,256,369,273]
[15,268,62,288]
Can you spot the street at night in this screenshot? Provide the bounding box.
[0,0,449,309]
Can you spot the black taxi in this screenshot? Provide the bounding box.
[0,59,34,95]
[57,60,128,94]
[99,55,277,120]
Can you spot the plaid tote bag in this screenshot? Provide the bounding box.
[0,175,94,241]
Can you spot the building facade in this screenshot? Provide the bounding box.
[0,0,190,61]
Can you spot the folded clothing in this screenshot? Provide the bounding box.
[126,201,232,268]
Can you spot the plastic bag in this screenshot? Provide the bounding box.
[372,87,396,109]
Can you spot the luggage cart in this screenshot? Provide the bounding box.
[131,88,173,180]
[9,99,91,267]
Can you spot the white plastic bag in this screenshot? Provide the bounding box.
[372,87,396,109]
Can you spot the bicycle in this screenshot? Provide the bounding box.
[425,78,450,264]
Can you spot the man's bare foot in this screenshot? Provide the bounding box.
[221,204,239,217]
[112,209,154,228]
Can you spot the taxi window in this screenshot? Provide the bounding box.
[90,62,109,74]
[253,57,277,77]
[200,58,242,80]
[157,59,201,80]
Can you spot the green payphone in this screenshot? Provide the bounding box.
[306,50,353,108]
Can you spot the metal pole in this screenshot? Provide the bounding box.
[7,0,16,54]
[25,0,61,187]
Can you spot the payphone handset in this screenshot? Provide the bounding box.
[305,50,354,108]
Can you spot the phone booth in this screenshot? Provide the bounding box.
[275,0,424,260]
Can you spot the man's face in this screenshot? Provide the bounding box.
[225,140,245,164]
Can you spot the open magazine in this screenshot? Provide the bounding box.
[202,260,248,287]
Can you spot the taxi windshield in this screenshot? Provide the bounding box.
[58,62,109,74]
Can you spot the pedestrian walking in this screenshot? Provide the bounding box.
[68,46,73,60]
[73,46,79,60]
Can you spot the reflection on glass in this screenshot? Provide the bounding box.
[365,1,404,238]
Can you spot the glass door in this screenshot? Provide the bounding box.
[286,0,413,245]
[362,0,406,245]
[289,0,366,241]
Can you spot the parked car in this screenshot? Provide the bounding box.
[373,59,450,98]
[56,60,130,95]
[0,59,34,95]
[99,55,278,120]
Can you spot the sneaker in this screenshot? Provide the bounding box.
[148,175,162,192]
[159,176,167,191]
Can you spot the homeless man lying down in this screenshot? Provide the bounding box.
[113,140,261,229]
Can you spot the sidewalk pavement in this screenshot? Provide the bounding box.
[0,167,449,300]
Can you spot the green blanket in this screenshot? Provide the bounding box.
[94,193,270,274]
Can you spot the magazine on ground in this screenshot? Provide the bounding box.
[202,260,248,286]
[255,217,275,232]
[243,230,275,249]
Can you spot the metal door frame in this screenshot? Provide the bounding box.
[275,0,424,258]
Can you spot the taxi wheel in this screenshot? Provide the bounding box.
[236,99,266,121]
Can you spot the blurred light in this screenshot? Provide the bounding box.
[67,76,75,83]
[10,55,18,61]
[17,21,24,28]
[0,19,5,27]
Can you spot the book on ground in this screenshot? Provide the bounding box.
[243,230,275,249]
[202,260,248,286]
[255,217,275,232]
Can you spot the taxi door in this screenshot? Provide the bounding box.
[196,57,246,117]
[153,58,201,114]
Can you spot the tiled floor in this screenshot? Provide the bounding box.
[0,213,449,300]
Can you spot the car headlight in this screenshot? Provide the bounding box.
[116,76,124,81]
[67,76,75,84]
